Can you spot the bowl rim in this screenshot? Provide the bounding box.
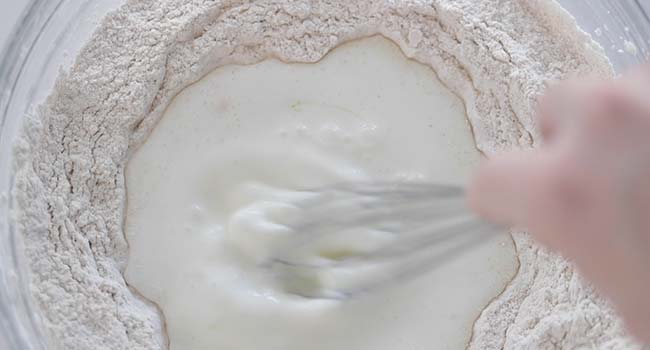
[0,1,63,348]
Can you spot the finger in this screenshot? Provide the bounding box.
[537,79,605,142]
[537,91,560,141]
[616,67,650,113]
[622,63,650,87]
[466,150,552,228]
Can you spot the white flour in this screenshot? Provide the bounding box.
[11,0,639,349]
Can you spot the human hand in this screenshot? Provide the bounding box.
[467,68,650,343]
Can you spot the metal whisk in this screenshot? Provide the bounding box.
[263,182,504,300]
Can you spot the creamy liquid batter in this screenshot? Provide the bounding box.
[124,36,518,350]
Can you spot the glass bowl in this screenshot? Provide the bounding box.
[1,1,649,349]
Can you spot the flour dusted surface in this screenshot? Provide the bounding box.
[12,0,637,349]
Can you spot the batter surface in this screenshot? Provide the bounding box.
[124,37,517,350]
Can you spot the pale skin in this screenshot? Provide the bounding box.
[467,67,650,343]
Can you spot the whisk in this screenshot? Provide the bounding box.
[263,182,504,300]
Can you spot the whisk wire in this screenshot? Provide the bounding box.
[265,182,504,299]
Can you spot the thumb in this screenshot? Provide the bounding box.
[467,151,551,228]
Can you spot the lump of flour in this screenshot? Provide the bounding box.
[11,0,638,349]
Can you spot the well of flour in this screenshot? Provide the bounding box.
[12,1,638,350]
[124,36,518,350]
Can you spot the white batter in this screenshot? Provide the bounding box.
[124,36,517,350]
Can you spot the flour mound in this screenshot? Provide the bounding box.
[13,0,637,349]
